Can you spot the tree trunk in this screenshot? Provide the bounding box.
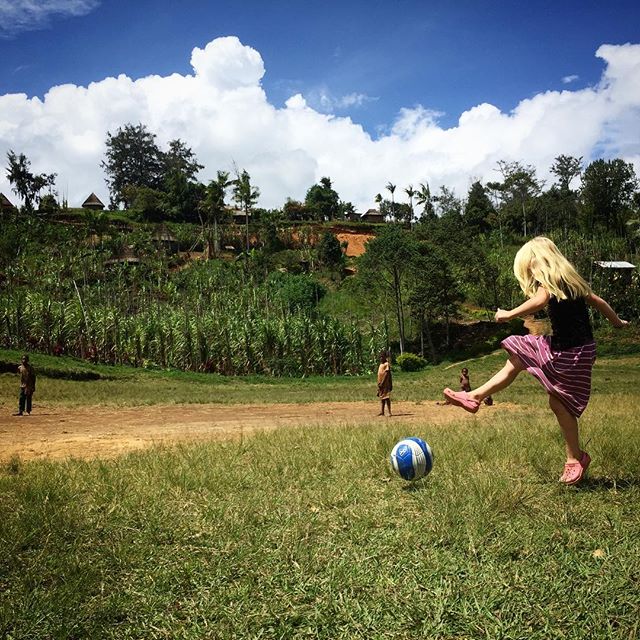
[245,205,250,253]
[393,268,405,354]
[424,317,437,363]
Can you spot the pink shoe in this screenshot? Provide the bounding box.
[443,388,480,414]
[559,451,591,485]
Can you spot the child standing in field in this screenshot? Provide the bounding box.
[460,367,471,392]
[14,354,36,416]
[444,236,627,485]
[377,352,393,416]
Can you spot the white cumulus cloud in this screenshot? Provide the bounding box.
[562,74,579,84]
[0,0,100,36]
[1,36,639,212]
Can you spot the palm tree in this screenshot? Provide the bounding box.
[404,184,416,225]
[199,170,231,258]
[415,182,435,220]
[385,182,396,221]
[233,169,260,253]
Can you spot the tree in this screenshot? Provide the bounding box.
[378,199,412,224]
[385,182,396,221]
[233,168,260,253]
[283,198,312,221]
[408,249,462,360]
[5,150,56,214]
[550,155,582,233]
[102,123,165,209]
[358,225,418,353]
[317,231,345,272]
[164,170,205,223]
[339,200,356,220]
[580,159,638,235]
[304,177,340,221]
[464,181,494,234]
[199,171,232,258]
[124,186,168,222]
[164,139,203,183]
[415,182,436,221]
[405,184,416,224]
[491,160,542,236]
[551,154,582,192]
[433,186,462,223]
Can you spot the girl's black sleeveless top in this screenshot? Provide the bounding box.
[547,295,593,349]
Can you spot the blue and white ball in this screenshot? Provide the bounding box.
[390,437,433,481]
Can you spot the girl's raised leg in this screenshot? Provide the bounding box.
[469,355,524,402]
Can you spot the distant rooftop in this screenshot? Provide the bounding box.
[594,261,636,269]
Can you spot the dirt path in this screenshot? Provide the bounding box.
[0,401,510,462]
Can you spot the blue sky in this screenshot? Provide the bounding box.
[3,0,638,133]
[1,0,639,209]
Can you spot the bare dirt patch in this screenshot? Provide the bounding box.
[0,401,513,462]
[335,231,375,257]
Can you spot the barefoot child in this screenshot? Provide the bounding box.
[460,367,471,392]
[377,352,393,416]
[444,236,627,485]
[15,354,36,416]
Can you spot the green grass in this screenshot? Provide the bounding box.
[1,350,640,638]
[2,339,638,412]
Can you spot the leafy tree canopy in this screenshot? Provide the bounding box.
[305,176,340,221]
[5,150,57,215]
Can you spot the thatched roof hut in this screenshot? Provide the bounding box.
[104,245,140,266]
[1,192,16,214]
[153,223,179,254]
[360,208,384,223]
[82,193,105,210]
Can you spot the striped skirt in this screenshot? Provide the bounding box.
[501,334,596,417]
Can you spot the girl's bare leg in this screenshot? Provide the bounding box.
[469,356,524,402]
[548,394,581,462]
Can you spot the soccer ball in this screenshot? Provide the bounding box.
[390,437,433,481]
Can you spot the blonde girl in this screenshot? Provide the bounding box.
[444,237,627,485]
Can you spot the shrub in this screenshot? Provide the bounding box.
[396,352,427,372]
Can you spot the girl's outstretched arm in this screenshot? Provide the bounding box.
[586,293,628,327]
[495,286,550,323]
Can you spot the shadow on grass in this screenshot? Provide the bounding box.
[578,476,640,491]
[401,479,433,492]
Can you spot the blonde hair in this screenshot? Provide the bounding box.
[513,237,591,300]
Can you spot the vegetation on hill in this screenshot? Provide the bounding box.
[2,131,640,376]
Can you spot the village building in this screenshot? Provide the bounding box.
[81,193,105,210]
[360,208,385,223]
[593,260,636,285]
[104,245,141,267]
[1,192,16,215]
[344,210,361,222]
[153,223,179,254]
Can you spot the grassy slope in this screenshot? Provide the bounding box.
[1,339,640,638]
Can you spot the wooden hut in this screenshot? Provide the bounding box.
[104,245,140,267]
[0,192,16,215]
[153,223,179,254]
[81,193,105,210]
[360,208,385,223]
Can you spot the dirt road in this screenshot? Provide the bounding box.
[0,400,505,462]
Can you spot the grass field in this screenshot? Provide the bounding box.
[1,340,640,638]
